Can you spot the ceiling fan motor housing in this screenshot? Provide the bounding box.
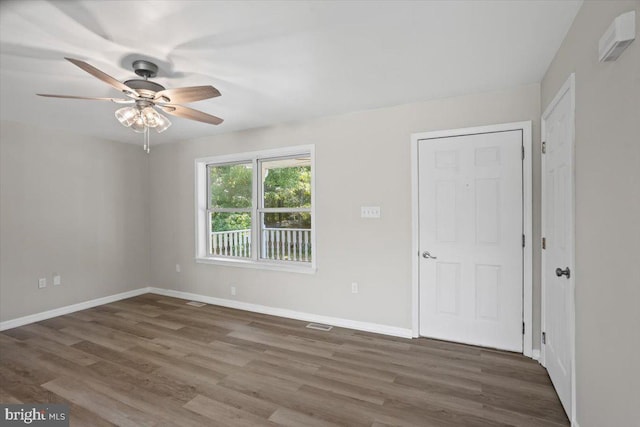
[123,79,165,99]
[125,60,165,99]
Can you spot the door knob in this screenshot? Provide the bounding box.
[555,267,571,278]
[422,251,437,259]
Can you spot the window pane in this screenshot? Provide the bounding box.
[262,158,311,208]
[260,212,311,262]
[209,163,252,208]
[210,212,252,258]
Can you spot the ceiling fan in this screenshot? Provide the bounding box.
[37,57,223,152]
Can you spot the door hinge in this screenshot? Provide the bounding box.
[542,141,546,154]
[522,322,525,335]
[542,332,546,344]
[522,234,525,247]
[522,146,525,160]
[542,237,546,249]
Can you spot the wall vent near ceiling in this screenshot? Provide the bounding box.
[306,322,333,331]
[186,301,206,307]
[599,10,636,62]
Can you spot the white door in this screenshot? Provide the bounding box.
[418,130,523,352]
[542,75,575,419]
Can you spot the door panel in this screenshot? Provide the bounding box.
[542,77,574,418]
[436,262,460,314]
[475,178,500,244]
[418,130,523,352]
[476,264,500,321]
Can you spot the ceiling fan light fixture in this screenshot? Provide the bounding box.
[115,106,139,127]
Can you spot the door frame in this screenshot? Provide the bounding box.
[410,121,533,358]
[541,73,576,423]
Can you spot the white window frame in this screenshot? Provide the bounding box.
[195,145,316,273]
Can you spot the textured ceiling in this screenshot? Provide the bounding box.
[0,0,582,145]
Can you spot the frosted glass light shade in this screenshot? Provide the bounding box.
[115,107,139,127]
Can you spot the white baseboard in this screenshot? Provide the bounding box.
[532,349,541,361]
[0,287,151,331]
[148,287,413,339]
[0,286,413,339]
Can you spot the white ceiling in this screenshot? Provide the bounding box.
[0,0,582,145]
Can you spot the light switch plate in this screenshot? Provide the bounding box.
[53,275,61,286]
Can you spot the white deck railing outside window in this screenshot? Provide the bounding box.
[210,228,311,262]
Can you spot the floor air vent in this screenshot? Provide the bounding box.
[186,301,206,307]
[306,323,333,331]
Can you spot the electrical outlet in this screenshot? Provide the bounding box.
[38,278,47,289]
[53,274,61,286]
[351,282,358,294]
[361,206,381,219]
[230,286,237,296]
[176,264,181,273]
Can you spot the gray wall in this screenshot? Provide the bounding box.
[149,84,541,338]
[541,1,640,425]
[0,121,150,321]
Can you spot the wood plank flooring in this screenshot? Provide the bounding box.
[0,294,569,426]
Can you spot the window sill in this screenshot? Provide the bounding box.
[195,256,317,274]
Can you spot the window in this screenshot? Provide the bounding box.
[196,146,315,272]
[208,162,253,258]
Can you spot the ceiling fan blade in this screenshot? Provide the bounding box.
[37,94,134,104]
[65,57,138,97]
[158,104,223,125]
[154,86,221,104]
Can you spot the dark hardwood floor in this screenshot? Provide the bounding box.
[0,294,569,426]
